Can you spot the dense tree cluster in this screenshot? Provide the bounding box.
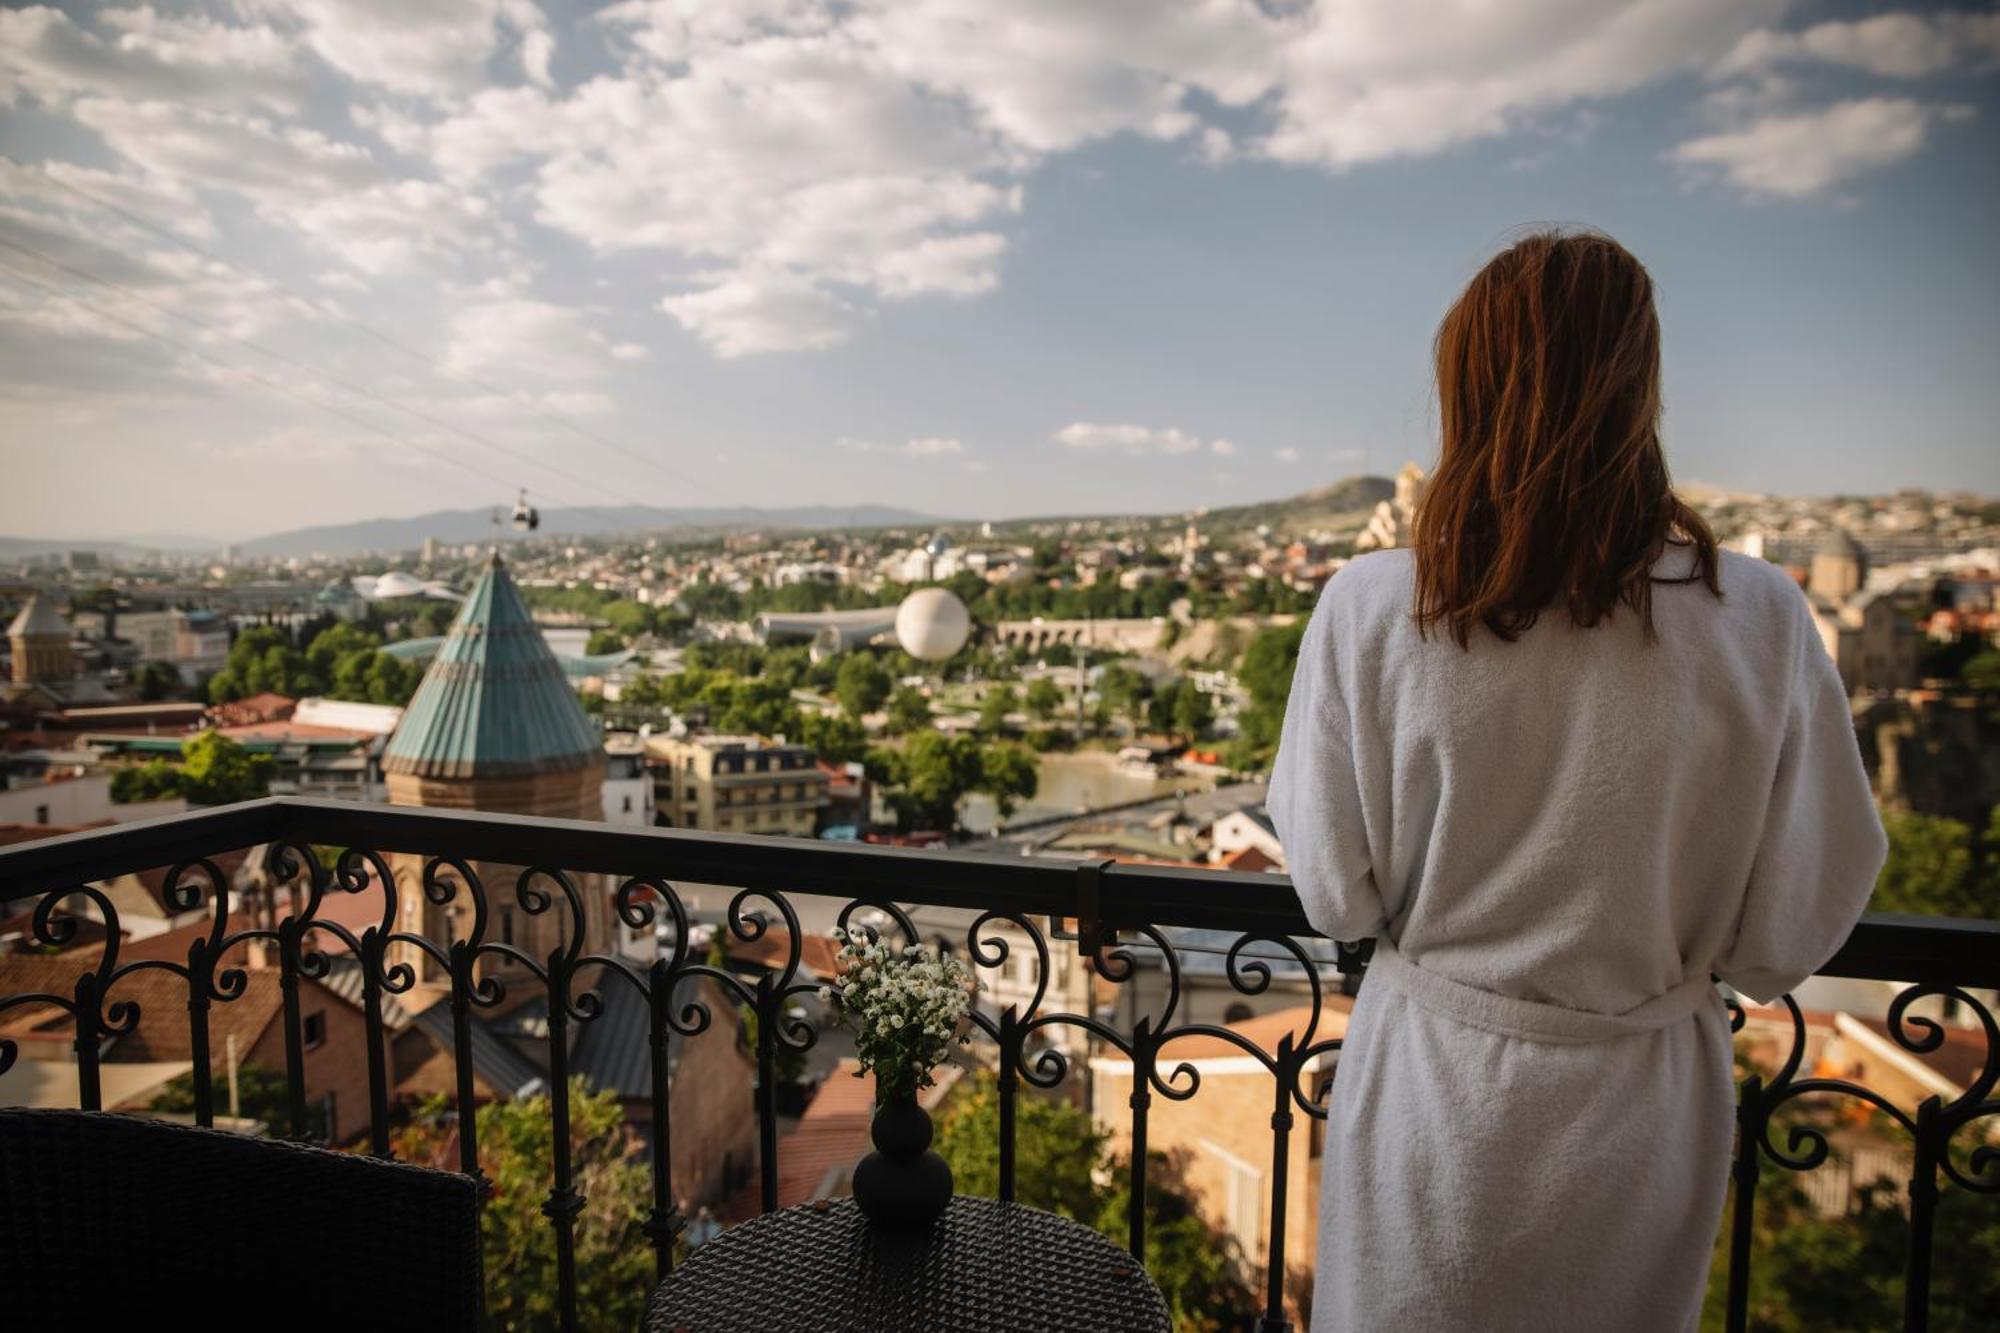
[1871,807,2000,920]
[109,729,274,806]
[205,622,423,707]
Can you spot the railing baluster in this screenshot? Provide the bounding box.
[755,973,780,1215]
[1127,1016,1152,1262]
[276,912,309,1138]
[72,968,102,1111]
[448,937,483,1182]
[186,936,215,1127]
[1259,1035,1296,1333]
[645,955,678,1280]
[1902,1096,1939,1333]
[997,1005,1019,1204]
[1724,1073,1761,1333]
[359,926,392,1158]
[544,945,581,1333]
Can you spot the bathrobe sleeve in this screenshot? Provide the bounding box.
[1268,596,1387,943]
[1713,608,1888,1004]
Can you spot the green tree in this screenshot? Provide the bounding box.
[1099,663,1152,732]
[1963,651,2000,691]
[1872,810,1991,919]
[978,684,1019,736]
[584,628,626,656]
[392,1082,653,1332]
[1025,677,1064,722]
[835,652,893,719]
[178,730,274,805]
[1698,1093,2000,1332]
[935,1073,1260,1332]
[885,686,932,735]
[1231,619,1308,766]
[866,732,1039,833]
[109,757,185,803]
[149,1061,312,1135]
[977,741,1039,820]
[799,711,868,766]
[132,660,181,701]
[1148,680,1214,743]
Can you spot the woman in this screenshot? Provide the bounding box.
[1269,231,1886,1332]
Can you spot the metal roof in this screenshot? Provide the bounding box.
[569,972,677,1101]
[382,553,603,780]
[6,594,67,640]
[407,1001,546,1100]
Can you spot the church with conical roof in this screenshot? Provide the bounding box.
[383,552,612,986]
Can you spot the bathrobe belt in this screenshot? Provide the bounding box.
[1365,936,1724,1045]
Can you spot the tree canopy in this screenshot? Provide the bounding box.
[934,1072,1260,1332]
[393,1081,654,1332]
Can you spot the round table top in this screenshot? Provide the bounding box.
[642,1195,1171,1333]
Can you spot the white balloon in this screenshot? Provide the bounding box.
[895,588,971,661]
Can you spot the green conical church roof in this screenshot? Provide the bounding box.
[384,553,602,780]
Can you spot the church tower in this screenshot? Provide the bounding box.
[8,593,74,686]
[382,552,610,987]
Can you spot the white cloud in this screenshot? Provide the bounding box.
[1670,97,1972,198]
[609,342,649,362]
[837,436,967,457]
[262,0,551,96]
[1054,422,1212,455]
[1275,446,1302,463]
[1261,0,1781,169]
[4,0,1984,378]
[443,298,617,382]
[70,99,379,203]
[0,6,305,114]
[1210,438,1238,456]
[660,269,859,357]
[1717,12,2000,81]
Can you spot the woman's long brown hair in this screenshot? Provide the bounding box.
[1413,230,1719,647]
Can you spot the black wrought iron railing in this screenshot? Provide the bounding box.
[0,797,1993,1332]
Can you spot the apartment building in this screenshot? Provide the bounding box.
[646,734,829,836]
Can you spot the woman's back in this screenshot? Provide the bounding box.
[1268,231,1885,1332]
[1282,541,1881,1014]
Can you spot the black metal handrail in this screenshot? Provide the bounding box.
[0,797,1994,1333]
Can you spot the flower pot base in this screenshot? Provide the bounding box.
[852,1147,953,1230]
[852,1093,953,1230]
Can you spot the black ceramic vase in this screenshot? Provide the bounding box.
[852,1091,953,1229]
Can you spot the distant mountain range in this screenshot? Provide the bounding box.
[229,503,956,559]
[3,480,1399,563]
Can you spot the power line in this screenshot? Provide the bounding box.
[37,170,744,509]
[0,230,660,524]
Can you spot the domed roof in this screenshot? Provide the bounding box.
[383,553,602,780]
[7,593,68,640]
[1815,528,1866,560]
[368,570,427,600]
[895,587,971,661]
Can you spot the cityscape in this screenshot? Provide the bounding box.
[3,1,1998,1330]
[2,470,1996,1329]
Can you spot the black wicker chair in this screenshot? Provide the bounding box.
[0,1107,482,1329]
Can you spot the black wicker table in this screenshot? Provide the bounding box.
[642,1196,1171,1333]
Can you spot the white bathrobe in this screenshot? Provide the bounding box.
[1268,544,1886,1333]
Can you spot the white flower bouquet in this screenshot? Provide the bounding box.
[823,928,976,1103]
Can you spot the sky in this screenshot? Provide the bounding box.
[1,0,1997,545]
